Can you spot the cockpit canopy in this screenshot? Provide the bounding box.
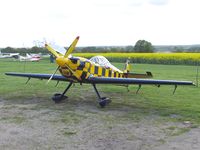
[89,56,122,73]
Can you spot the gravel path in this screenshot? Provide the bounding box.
[0,98,199,150]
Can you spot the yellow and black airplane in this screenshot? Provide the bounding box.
[5,36,194,107]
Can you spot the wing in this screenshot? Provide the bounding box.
[86,76,194,85]
[5,72,69,81]
[5,72,195,86]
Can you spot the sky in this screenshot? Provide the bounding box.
[0,0,200,47]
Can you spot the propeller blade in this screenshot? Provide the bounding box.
[64,36,79,58]
[45,44,60,58]
[46,66,60,84]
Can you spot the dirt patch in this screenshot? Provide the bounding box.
[0,97,199,150]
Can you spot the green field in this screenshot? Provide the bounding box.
[0,58,200,124]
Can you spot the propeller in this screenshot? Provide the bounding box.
[45,36,80,84]
[46,66,60,84]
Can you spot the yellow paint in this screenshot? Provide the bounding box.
[93,74,98,77]
[83,62,90,72]
[85,72,90,79]
[64,36,79,58]
[75,70,83,78]
[77,60,80,66]
[85,62,90,69]
[69,60,79,70]
[90,65,95,74]
[105,69,109,77]
[111,71,114,77]
[98,67,102,76]
[56,57,69,67]
[45,44,60,58]
[116,72,119,78]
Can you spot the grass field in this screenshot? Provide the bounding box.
[1,58,200,149]
[0,58,199,124]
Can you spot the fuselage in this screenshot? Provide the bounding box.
[57,56,125,82]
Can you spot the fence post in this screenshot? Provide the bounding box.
[196,63,199,87]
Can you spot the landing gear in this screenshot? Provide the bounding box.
[52,93,68,103]
[99,97,111,108]
[92,84,111,108]
[52,82,73,103]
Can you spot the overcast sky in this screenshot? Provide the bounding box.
[0,0,200,47]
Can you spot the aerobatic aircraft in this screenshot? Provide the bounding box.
[5,36,194,107]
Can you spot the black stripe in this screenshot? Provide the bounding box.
[109,70,112,77]
[114,72,116,77]
[70,58,78,64]
[81,71,87,80]
[94,66,98,74]
[102,68,105,76]
[77,61,85,70]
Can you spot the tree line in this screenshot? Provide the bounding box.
[0,40,154,54]
[2,40,200,54]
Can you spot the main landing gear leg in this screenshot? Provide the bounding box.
[52,82,73,103]
[92,84,111,108]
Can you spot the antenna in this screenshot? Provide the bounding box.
[23,43,26,73]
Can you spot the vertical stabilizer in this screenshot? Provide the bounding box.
[124,58,131,73]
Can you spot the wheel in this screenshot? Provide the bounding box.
[52,93,68,103]
[99,97,111,108]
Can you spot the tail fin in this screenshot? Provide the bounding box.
[124,58,131,73]
[123,58,153,78]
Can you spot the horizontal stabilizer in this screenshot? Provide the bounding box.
[124,71,153,78]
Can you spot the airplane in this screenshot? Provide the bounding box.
[0,50,19,58]
[12,53,41,62]
[5,36,194,107]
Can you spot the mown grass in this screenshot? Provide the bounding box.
[0,58,200,125]
[0,116,26,124]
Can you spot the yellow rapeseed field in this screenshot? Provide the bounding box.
[73,53,200,65]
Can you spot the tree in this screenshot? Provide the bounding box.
[134,40,154,53]
[125,46,134,52]
[2,47,15,53]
